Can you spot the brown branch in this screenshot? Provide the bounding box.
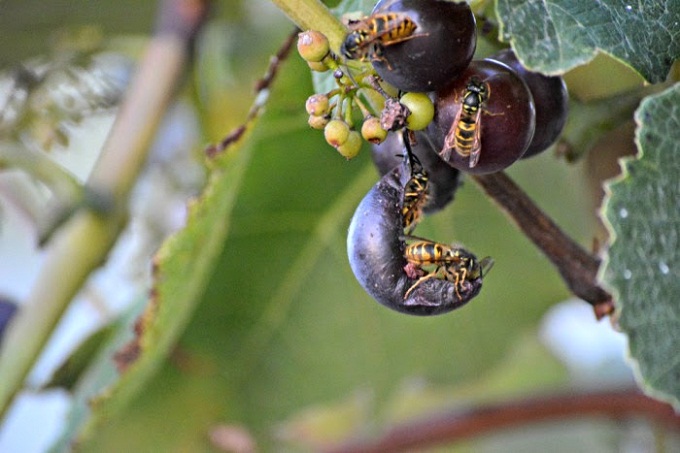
[206,28,299,158]
[324,389,680,453]
[471,171,614,318]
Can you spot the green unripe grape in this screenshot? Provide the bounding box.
[308,114,330,130]
[306,94,330,116]
[400,92,435,131]
[297,30,330,63]
[361,117,388,144]
[324,119,350,148]
[337,131,362,159]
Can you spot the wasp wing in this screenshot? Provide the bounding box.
[467,109,483,167]
[441,107,464,161]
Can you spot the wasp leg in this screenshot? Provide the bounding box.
[383,32,430,46]
[482,108,505,117]
[405,222,418,236]
[369,33,431,70]
[404,272,439,300]
[450,266,469,301]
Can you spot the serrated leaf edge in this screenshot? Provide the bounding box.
[598,83,680,410]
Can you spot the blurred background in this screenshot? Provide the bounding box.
[0,0,675,452]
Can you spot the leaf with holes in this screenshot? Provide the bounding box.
[601,83,680,408]
[496,0,680,82]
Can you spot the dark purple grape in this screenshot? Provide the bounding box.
[487,49,568,158]
[371,130,460,214]
[428,59,535,174]
[347,163,483,316]
[0,296,18,344]
[370,0,476,93]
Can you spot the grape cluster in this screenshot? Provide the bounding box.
[297,0,568,315]
[347,158,485,316]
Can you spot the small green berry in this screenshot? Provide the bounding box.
[361,117,388,144]
[400,92,435,131]
[307,61,329,72]
[308,114,330,130]
[297,30,330,63]
[305,94,330,116]
[337,131,362,159]
[324,119,350,148]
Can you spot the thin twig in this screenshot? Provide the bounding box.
[324,389,680,453]
[471,171,614,317]
[206,28,299,158]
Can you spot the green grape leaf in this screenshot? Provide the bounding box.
[43,324,117,392]
[496,0,680,82]
[601,82,680,408]
[47,301,146,453]
[65,75,261,449]
[333,0,374,15]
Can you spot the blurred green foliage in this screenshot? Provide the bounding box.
[3,0,674,452]
[80,34,593,453]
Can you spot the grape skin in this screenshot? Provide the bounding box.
[347,163,482,316]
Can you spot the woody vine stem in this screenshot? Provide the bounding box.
[270,0,613,315]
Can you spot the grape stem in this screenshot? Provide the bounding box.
[323,388,680,453]
[269,0,386,114]
[471,171,614,318]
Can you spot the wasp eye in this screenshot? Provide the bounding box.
[340,38,353,59]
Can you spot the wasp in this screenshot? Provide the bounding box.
[441,77,490,168]
[403,240,493,300]
[341,13,419,65]
[400,134,430,234]
[401,167,429,233]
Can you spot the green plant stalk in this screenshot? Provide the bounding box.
[0,144,101,243]
[0,212,124,417]
[270,0,347,51]
[0,144,83,200]
[0,3,204,417]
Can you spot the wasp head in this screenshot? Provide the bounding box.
[466,77,489,101]
[341,31,367,60]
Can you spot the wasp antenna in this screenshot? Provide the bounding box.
[401,234,433,243]
[342,63,361,88]
[401,129,422,170]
